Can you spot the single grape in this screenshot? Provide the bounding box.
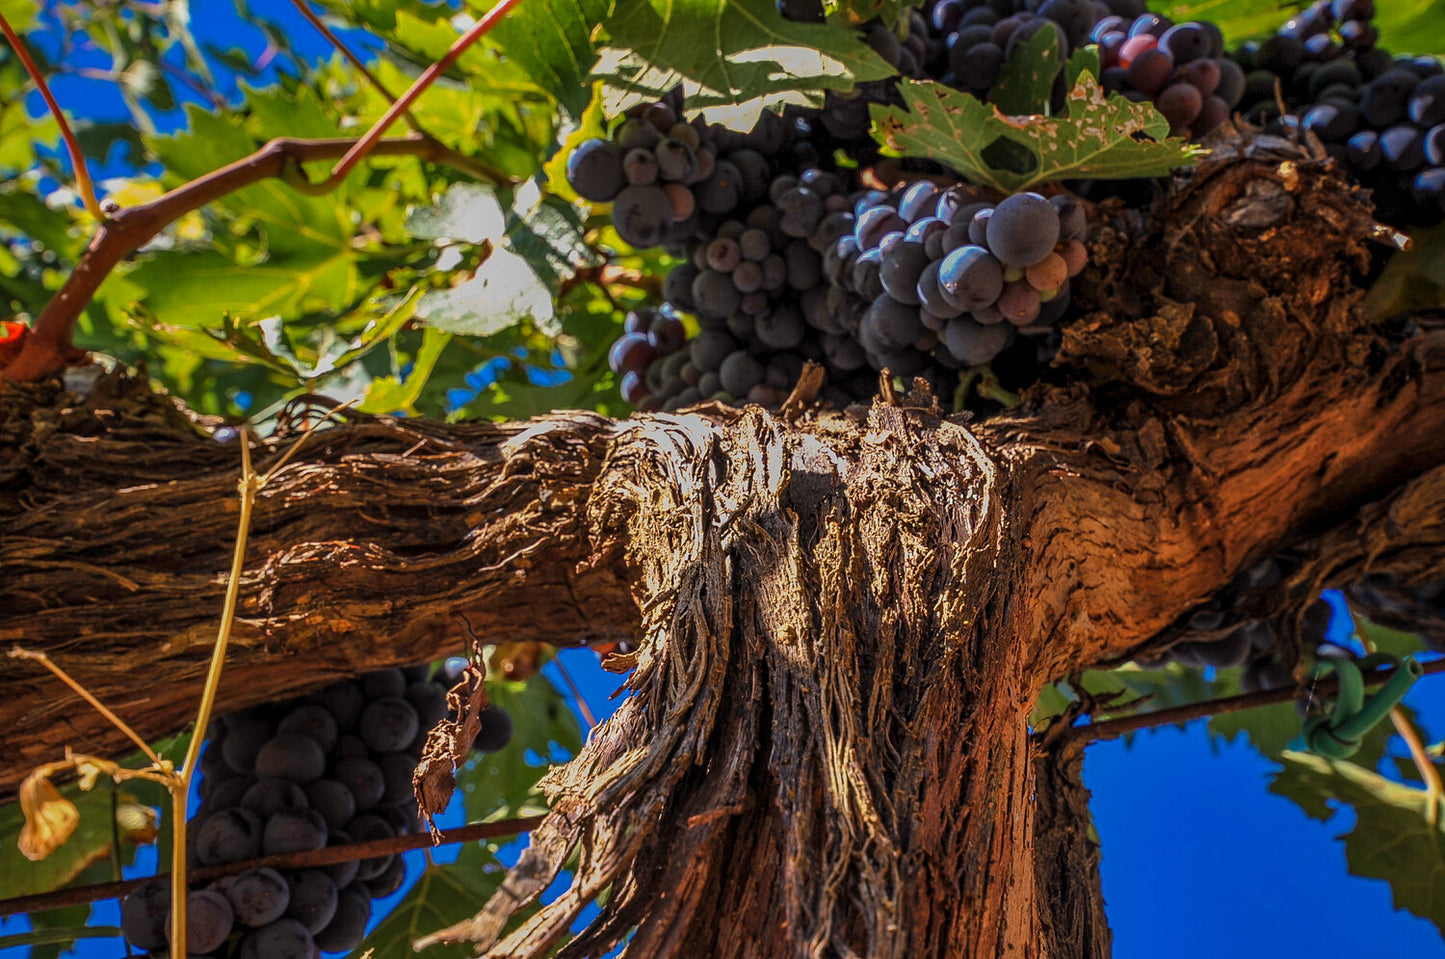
[345,813,397,881]
[358,697,421,755]
[197,808,264,865]
[404,681,449,733]
[1025,253,1069,293]
[706,237,743,273]
[614,117,660,151]
[1126,48,1175,96]
[1410,75,1445,127]
[241,778,310,818]
[755,308,806,350]
[277,704,339,754]
[998,281,1042,325]
[253,734,326,785]
[851,248,886,301]
[1158,22,1208,63]
[985,193,1060,269]
[653,137,698,182]
[938,246,1005,311]
[942,316,1015,365]
[121,879,171,951]
[221,717,273,776]
[879,241,932,306]
[566,140,626,203]
[285,869,340,934]
[226,867,292,928]
[1380,125,1425,171]
[1158,83,1204,130]
[263,809,329,856]
[861,296,925,352]
[239,917,317,959]
[362,855,409,899]
[696,161,743,214]
[312,681,364,730]
[333,757,387,810]
[314,886,372,953]
[897,181,943,223]
[856,206,907,251]
[375,751,419,807]
[474,705,515,753]
[692,270,743,319]
[163,890,234,955]
[777,186,825,238]
[612,185,674,249]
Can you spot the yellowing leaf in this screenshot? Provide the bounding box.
[17,770,79,862]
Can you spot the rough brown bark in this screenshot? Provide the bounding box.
[4,134,1445,958]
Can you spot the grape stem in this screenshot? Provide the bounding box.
[1047,656,1445,746]
[169,433,257,958]
[0,135,509,386]
[0,11,103,220]
[287,0,423,133]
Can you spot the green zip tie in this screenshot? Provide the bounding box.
[1292,654,1423,759]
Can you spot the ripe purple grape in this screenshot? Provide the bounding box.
[938,246,1004,311]
[566,140,626,203]
[985,193,1060,269]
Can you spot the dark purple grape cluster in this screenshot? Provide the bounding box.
[566,90,839,255]
[1230,0,1445,224]
[120,663,513,957]
[821,181,1086,387]
[1095,16,1244,138]
[1140,555,1339,693]
[1345,574,1445,651]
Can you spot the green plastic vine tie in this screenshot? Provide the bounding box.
[1295,654,1423,758]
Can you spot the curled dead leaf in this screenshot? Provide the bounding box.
[18,768,80,861]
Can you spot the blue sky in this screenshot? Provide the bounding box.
[2,2,1442,956]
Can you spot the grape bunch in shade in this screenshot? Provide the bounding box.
[1137,554,1344,694]
[927,0,1141,106]
[1345,575,1445,653]
[1093,15,1245,138]
[120,663,513,957]
[1229,0,1445,224]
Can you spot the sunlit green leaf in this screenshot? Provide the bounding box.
[596,0,895,124]
[1271,751,1445,936]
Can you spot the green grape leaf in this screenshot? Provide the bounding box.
[1155,0,1445,51]
[989,23,1060,117]
[833,0,907,29]
[595,0,895,124]
[408,182,595,337]
[358,842,508,959]
[116,249,360,329]
[1355,613,1435,659]
[871,75,1204,194]
[359,327,453,414]
[0,0,40,30]
[457,676,584,823]
[469,0,613,119]
[1270,751,1445,937]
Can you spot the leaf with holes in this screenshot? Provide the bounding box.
[871,75,1203,194]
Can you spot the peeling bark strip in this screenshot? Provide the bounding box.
[4,142,1445,957]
